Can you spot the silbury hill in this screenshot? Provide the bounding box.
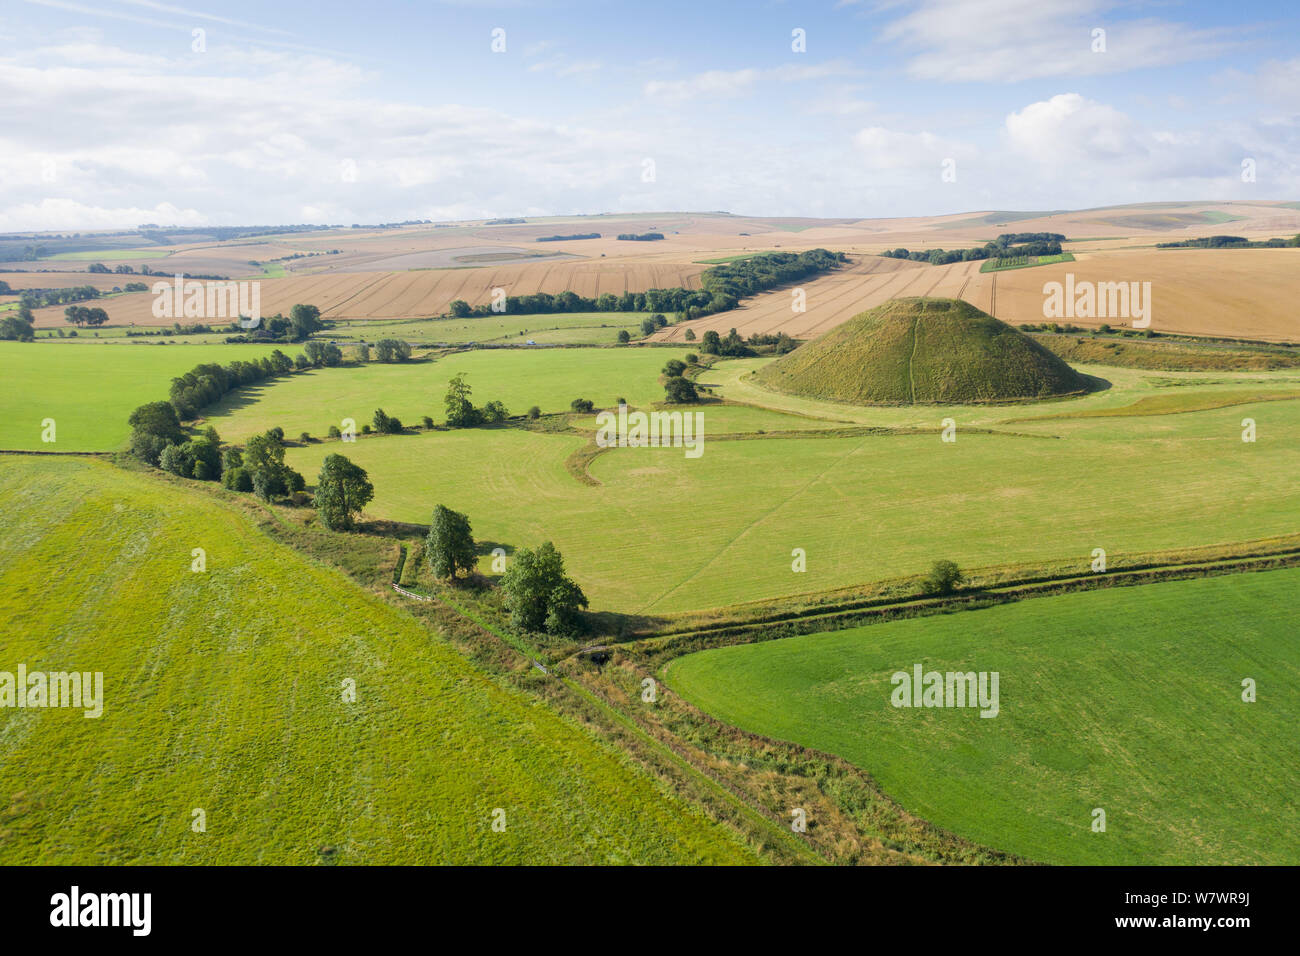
[755,297,1090,405]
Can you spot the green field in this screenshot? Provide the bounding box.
[46,248,168,261]
[0,456,757,865]
[282,388,1300,613]
[979,252,1075,273]
[207,347,689,441]
[325,313,645,346]
[0,342,284,451]
[665,569,1300,864]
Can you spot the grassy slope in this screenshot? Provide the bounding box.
[0,342,284,451]
[665,569,1300,864]
[1033,333,1300,372]
[207,347,689,442]
[756,298,1087,405]
[285,393,1300,613]
[0,456,756,865]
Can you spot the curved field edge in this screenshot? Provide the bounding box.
[0,455,758,865]
[662,569,1300,865]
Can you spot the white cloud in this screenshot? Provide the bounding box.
[1005,93,1143,163]
[769,60,861,82]
[1255,57,1300,108]
[0,198,205,231]
[854,126,973,170]
[644,69,759,101]
[880,0,1237,83]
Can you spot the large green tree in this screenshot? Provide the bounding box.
[444,373,480,427]
[314,454,374,530]
[500,541,588,635]
[425,505,477,580]
[289,303,323,340]
[244,430,304,502]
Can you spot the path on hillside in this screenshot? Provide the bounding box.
[907,314,921,404]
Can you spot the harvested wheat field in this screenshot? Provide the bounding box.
[987,248,1300,342]
[656,246,1300,344]
[27,258,709,327]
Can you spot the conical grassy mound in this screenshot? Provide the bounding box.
[756,298,1089,405]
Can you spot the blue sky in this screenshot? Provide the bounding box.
[3,0,1298,229]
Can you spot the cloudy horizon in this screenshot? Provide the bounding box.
[3,0,1298,231]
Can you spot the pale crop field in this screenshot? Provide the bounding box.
[654,247,1300,345]
[30,259,708,327]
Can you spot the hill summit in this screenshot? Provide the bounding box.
[755,298,1089,405]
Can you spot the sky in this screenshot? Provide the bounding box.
[2,0,1298,230]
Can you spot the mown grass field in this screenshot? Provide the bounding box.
[207,347,689,441]
[978,252,1074,272]
[0,342,284,451]
[325,312,645,345]
[0,456,757,865]
[284,388,1300,613]
[664,568,1300,864]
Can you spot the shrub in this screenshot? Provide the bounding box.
[421,415,434,429]
[527,405,541,420]
[374,338,412,363]
[920,560,965,596]
[372,408,403,434]
[617,329,631,344]
[664,375,698,404]
[570,398,595,413]
[684,328,696,341]
[299,432,311,443]
[685,353,698,364]
[327,424,342,439]
[222,466,253,492]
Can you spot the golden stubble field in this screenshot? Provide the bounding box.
[654,246,1300,345]
[16,202,1300,337]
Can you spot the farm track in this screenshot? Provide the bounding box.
[414,584,825,864]
[907,315,921,404]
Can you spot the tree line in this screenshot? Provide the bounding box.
[426,505,587,636]
[1156,234,1300,249]
[446,249,846,324]
[882,233,1065,266]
